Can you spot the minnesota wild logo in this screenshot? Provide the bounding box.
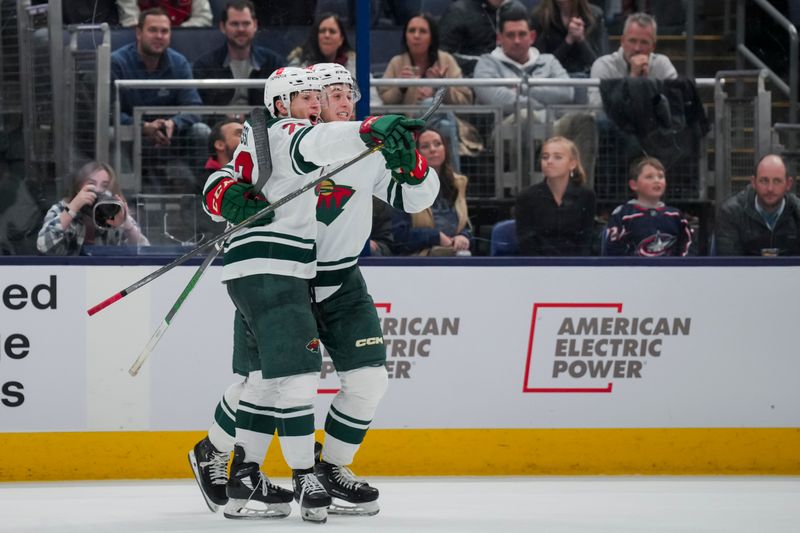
[315,178,354,225]
[306,338,321,353]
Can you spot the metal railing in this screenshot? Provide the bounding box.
[62,23,112,198]
[736,0,798,125]
[714,70,773,207]
[111,76,758,207]
[772,122,800,178]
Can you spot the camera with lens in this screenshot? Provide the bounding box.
[79,190,124,228]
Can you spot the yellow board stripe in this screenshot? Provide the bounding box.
[1,428,798,482]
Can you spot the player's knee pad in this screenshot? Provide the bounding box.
[335,365,388,414]
[240,371,279,405]
[221,381,245,411]
[273,372,318,408]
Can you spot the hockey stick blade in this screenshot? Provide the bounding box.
[87,93,448,317]
[249,107,273,191]
[420,87,446,122]
[128,245,221,376]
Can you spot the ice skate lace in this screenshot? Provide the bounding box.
[200,451,229,485]
[333,465,366,491]
[300,472,328,496]
[254,472,273,497]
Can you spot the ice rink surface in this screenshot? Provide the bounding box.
[1,476,798,533]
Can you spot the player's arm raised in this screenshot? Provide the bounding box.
[373,149,440,213]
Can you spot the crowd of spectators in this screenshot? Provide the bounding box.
[3,0,797,257]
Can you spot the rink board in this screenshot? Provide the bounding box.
[0,262,799,480]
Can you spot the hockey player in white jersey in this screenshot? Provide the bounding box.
[191,66,424,523]
[307,62,440,516]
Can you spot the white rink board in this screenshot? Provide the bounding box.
[1,264,798,432]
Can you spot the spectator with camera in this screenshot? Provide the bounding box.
[36,161,148,255]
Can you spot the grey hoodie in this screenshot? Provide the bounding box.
[588,47,678,107]
[473,46,574,115]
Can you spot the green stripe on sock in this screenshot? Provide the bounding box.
[236,410,276,435]
[214,402,236,437]
[277,413,315,437]
[238,401,313,415]
[330,404,372,426]
[325,413,368,445]
[222,396,235,417]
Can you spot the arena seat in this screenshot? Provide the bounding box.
[490,219,518,256]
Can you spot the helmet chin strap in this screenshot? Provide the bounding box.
[282,95,292,118]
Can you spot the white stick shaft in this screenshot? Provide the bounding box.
[129,320,169,376]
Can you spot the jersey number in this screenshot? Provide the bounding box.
[234,151,254,184]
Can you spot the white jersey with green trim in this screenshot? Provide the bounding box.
[313,152,440,301]
[202,117,367,281]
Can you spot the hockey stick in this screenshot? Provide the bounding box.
[127,112,274,375]
[128,244,221,376]
[87,87,446,317]
[248,107,273,191]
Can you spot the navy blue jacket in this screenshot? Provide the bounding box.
[603,200,692,256]
[192,44,284,106]
[111,43,202,130]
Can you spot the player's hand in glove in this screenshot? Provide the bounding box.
[217,180,275,226]
[390,150,429,186]
[359,115,425,154]
[360,115,425,175]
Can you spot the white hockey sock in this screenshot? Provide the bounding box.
[322,366,388,466]
[273,372,318,470]
[208,381,244,453]
[234,372,278,464]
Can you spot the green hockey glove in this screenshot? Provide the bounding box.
[359,115,425,154]
[218,180,275,226]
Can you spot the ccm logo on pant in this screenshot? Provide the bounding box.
[355,337,384,348]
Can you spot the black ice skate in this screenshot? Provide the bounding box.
[293,467,332,523]
[223,445,293,520]
[188,437,229,512]
[314,442,379,516]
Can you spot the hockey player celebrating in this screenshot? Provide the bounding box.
[307,62,439,516]
[190,66,424,523]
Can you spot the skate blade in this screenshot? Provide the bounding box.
[223,499,291,520]
[329,498,379,516]
[301,506,328,524]
[187,450,221,513]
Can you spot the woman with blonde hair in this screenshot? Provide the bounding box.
[37,161,148,255]
[515,136,595,255]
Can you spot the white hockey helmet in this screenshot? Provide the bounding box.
[263,67,323,118]
[311,62,361,103]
